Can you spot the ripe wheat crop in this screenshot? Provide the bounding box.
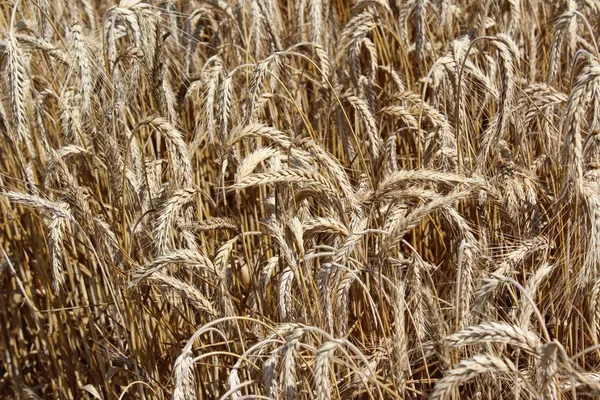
[3,0,600,399]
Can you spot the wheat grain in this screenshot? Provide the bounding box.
[475,236,548,312]
[129,249,214,288]
[204,61,223,144]
[2,192,73,220]
[48,212,68,294]
[281,330,302,400]
[519,262,554,330]
[68,23,94,117]
[309,0,324,45]
[314,341,336,400]
[226,123,293,150]
[447,322,541,355]
[141,117,193,187]
[391,281,409,394]
[173,351,196,400]
[6,32,33,154]
[147,272,217,316]
[155,187,197,255]
[15,34,69,64]
[263,349,279,398]
[344,94,382,160]
[414,0,427,62]
[431,354,521,400]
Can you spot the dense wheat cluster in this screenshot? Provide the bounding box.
[5,0,600,398]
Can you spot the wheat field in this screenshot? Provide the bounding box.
[2,0,600,398]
